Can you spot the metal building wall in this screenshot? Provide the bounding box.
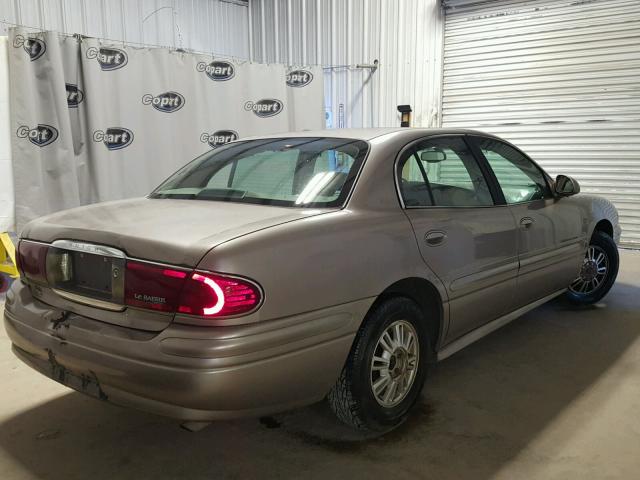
[249,0,444,129]
[441,0,640,247]
[0,0,250,58]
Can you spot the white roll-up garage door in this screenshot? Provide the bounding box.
[441,0,640,248]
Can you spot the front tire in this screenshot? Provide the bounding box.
[328,297,431,432]
[566,231,619,305]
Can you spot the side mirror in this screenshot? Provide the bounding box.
[555,174,580,196]
[420,148,446,163]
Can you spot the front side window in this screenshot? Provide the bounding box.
[151,137,368,208]
[398,137,493,207]
[475,137,551,204]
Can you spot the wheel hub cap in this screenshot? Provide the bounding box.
[389,349,408,379]
[581,261,598,281]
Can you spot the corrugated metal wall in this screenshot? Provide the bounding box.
[0,0,250,58]
[441,0,640,247]
[249,0,444,128]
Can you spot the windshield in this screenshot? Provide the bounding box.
[150,137,369,208]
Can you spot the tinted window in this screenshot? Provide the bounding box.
[398,137,493,207]
[477,138,551,204]
[151,137,368,208]
[400,156,432,207]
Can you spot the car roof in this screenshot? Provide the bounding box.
[239,127,499,142]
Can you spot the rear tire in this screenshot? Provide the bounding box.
[566,231,619,305]
[328,297,431,432]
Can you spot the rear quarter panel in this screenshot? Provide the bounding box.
[195,208,447,328]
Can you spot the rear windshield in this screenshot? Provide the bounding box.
[150,137,369,208]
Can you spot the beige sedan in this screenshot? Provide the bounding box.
[4,128,620,431]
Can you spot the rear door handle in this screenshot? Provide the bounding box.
[425,230,447,246]
[520,217,534,229]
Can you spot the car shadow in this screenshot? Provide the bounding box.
[1,281,639,480]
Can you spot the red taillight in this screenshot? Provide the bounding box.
[124,260,262,319]
[17,240,48,284]
[124,261,188,312]
[177,272,262,317]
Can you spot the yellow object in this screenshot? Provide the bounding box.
[0,233,19,278]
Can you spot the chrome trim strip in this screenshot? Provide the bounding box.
[437,288,566,361]
[52,289,126,312]
[404,205,501,210]
[51,240,126,258]
[18,239,50,246]
[126,257,191,271]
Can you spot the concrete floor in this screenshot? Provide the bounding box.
[0,249,639,480]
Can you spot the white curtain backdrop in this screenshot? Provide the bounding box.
[7,28,324,230]
[0,37,14,232]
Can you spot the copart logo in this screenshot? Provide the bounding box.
[16,124,58,147]
[13,35,46,61]
[93,127,134,150]
[141,91,185,113]
[86,46,128,71]
[244,99,283,118]
[286,70,313,87]
[196,60,235,81]
[66,84,84,108]
[200,130,239,148]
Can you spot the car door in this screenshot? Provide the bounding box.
[397,135,520,343]
[468,136,585,307]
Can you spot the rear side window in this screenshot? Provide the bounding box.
[398,136,493,207]
[476,137,551,204]
[400,156,433,207]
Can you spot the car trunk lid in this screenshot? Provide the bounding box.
[20,198,330,331]
[22,197,329,265]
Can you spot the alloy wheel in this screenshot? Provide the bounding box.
[569,245,609,295]
[370,320,419,408]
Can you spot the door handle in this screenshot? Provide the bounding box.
[520,217,534,229]
[425,230,447,246]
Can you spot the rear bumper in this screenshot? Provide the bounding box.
[4,280,372,421]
